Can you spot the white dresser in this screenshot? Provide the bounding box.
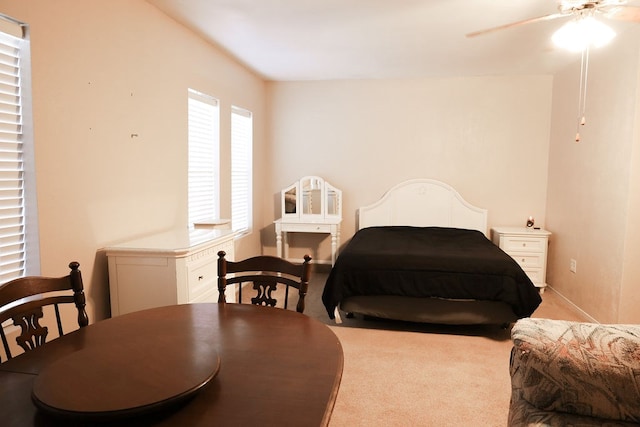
[491,227,551,293]
[105,228,235,316]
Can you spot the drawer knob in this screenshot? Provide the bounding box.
[198,275,204,280]
[522,243,527,247]
[521,258,526,263]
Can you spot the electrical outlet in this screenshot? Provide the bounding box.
[570,259,577,273]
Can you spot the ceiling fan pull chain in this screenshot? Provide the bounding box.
[575,46,590,143]
[581,45,590,124]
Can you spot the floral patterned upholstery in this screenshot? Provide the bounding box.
[508,318,640,426]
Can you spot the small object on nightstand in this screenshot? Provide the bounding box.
[526,216,535,228]
[491,226,551,294]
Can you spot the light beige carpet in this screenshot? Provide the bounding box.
[329,325,512,426]
[303,274,590,427]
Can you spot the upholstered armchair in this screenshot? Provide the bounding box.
[508,318,640,426]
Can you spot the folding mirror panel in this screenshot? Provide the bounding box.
[281,176,342,220]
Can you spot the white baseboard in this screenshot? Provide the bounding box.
[547,285,599,323]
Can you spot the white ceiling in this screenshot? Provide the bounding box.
[146,0,640,81]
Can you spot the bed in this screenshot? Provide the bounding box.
[321,179,542,326]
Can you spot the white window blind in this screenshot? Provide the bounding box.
[0,17,38,285]
[231,106,252,234]
[188,89,219,228]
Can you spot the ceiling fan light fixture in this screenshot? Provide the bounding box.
[552,15,616,52]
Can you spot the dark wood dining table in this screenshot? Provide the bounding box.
[0,303,344,426]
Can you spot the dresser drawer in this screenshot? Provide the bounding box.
[187,257,217,301]
[190,287,218,303]
[501,236,546,253]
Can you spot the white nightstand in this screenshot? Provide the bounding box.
[491,227,551,293]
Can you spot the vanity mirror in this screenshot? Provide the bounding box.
[280,176,342,220]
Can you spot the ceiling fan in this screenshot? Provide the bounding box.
[465,1,640,142]
[466,0,640,38]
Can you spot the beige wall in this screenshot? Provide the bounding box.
[265,76,553,262]
[3,1,639,324]
[0,0,267,322]
[620,64,640,323]
[546,27,640,323]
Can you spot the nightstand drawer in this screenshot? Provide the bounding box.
[510,253,544,269]
[501,236,546,253]
[522,268,543,285]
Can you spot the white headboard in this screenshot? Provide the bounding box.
[358,179,488,235]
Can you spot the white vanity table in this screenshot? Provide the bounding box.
[274,176,342,266]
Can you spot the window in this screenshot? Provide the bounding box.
[188,89,219,228]
[231,106,252,234]
[0,16,39,284]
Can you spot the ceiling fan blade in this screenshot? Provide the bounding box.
[466,12,567,38]
[605,5,640,21]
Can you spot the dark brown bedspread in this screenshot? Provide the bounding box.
[321,226,542,319]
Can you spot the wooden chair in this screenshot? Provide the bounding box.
[217,251,312,313]
[0,261,88,361]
